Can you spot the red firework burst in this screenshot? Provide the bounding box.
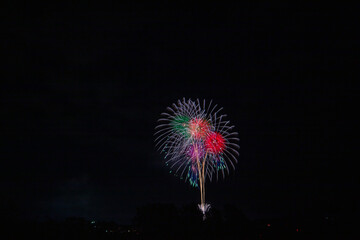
[188,118,210,139]
[205,132,226,154]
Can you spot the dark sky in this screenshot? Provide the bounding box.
[1,3,357,224]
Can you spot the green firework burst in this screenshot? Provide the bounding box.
[171,115,190,138]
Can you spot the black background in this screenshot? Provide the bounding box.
[1,2,357,225]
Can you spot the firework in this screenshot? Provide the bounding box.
[155,98,239,219]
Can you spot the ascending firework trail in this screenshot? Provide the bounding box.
[155,98,239,220]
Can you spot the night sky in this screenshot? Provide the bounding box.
[2,3,357,224]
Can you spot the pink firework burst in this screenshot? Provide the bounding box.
[187,142,206,162]
[188,118,211,139]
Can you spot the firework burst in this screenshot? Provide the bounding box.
[155,98,239,219]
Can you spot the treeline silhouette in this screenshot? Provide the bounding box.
[1,203,353,240]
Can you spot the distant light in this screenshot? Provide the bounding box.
[267,224,271,227]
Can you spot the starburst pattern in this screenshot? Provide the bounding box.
[155,98,239,219]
